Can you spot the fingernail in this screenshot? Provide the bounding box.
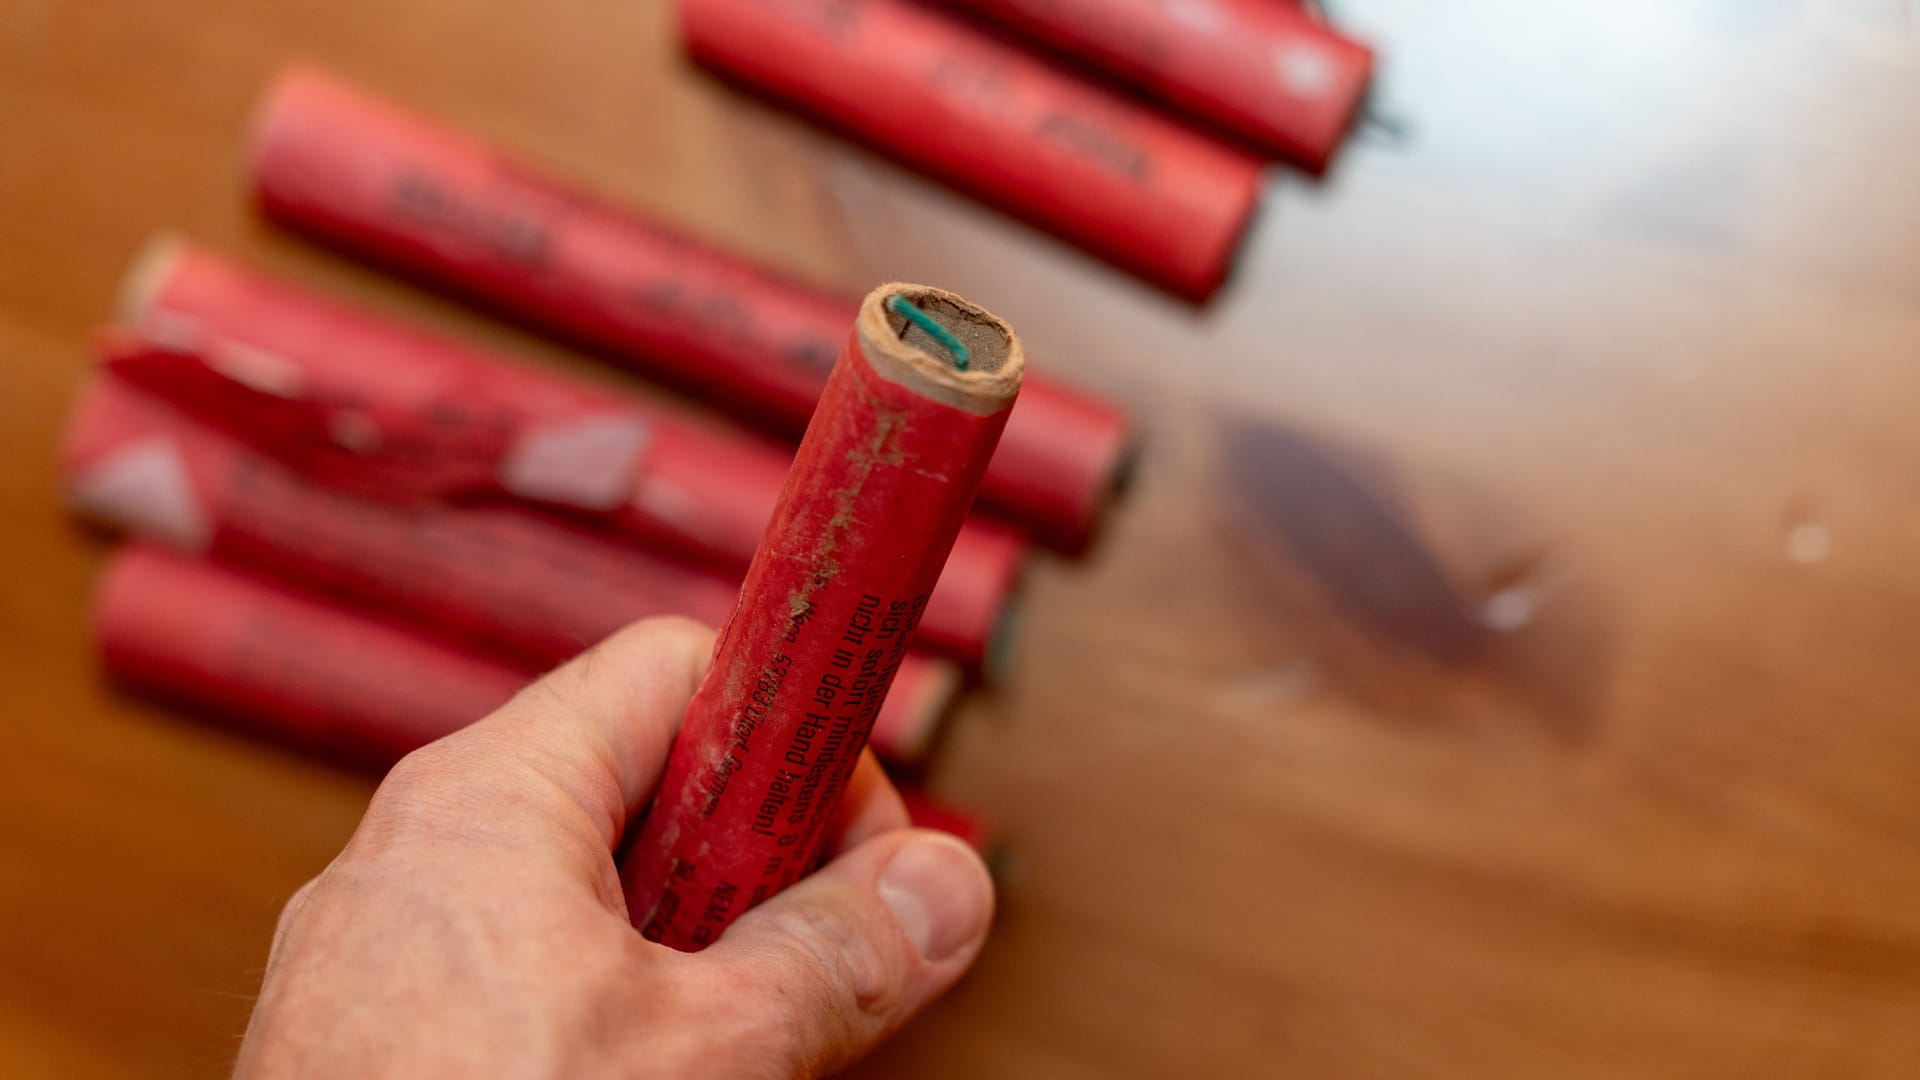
[878,834,994,963]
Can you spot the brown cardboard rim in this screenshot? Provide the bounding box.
[854,283,1023,416]
[117,231,187,325]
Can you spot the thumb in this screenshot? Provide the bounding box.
[693,829,995,1077]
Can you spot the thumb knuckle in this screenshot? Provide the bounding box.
[780,901,906,1019]
[271,876,322,946]
[732,898,919,1065]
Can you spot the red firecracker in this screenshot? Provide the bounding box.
[623,285,1020,950]
[67,376,959,765]
[121,242,1027,671]
[942,0,1373,172]
[248,66,1136,549]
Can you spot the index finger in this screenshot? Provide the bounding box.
[357,616,715,862]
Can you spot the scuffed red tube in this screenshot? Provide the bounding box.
[66,371,739,665]
[624,285,1021,950]
[96,546,529,766]
[63,375,960,766]
[120,240,1025,671]
[674,0,1265,297]
[940,0,1373,173]
[247,65,1135,549]
[95,547,958,769]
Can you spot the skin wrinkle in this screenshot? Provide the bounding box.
[791,901,896,1019]
[496,772,629,910]
[378,764,538,850]
[699,837,947,1076]
[745,933,862,1080]
[516,735,633,853]
[496,618,714,854]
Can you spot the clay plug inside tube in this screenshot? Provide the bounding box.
[863,287,1021,411]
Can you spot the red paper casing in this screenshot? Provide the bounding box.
[677,0,1264,297]
[942,0,1373,172]
[125,242,1025,670]
[671,0,1263,296]
[249,67,1134,550]
[97,546,528,766]
[623,286,1018,949]
[64,375,957,765]
[97,547,957,769]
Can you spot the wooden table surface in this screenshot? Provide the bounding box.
[8,1,1920,1076]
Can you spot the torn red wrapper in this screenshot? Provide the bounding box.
[118,242,1029,671]
[66,377,961,765]
[248,64,1136,549]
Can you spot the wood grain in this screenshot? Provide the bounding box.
[6,1,1920,1075]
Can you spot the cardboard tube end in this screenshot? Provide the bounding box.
[856,284,1023,415]
[118,233,188,326]
[246,64,333,201]
[1077,425,1145,554]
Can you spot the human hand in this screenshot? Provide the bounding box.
[234,617,996,1078]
